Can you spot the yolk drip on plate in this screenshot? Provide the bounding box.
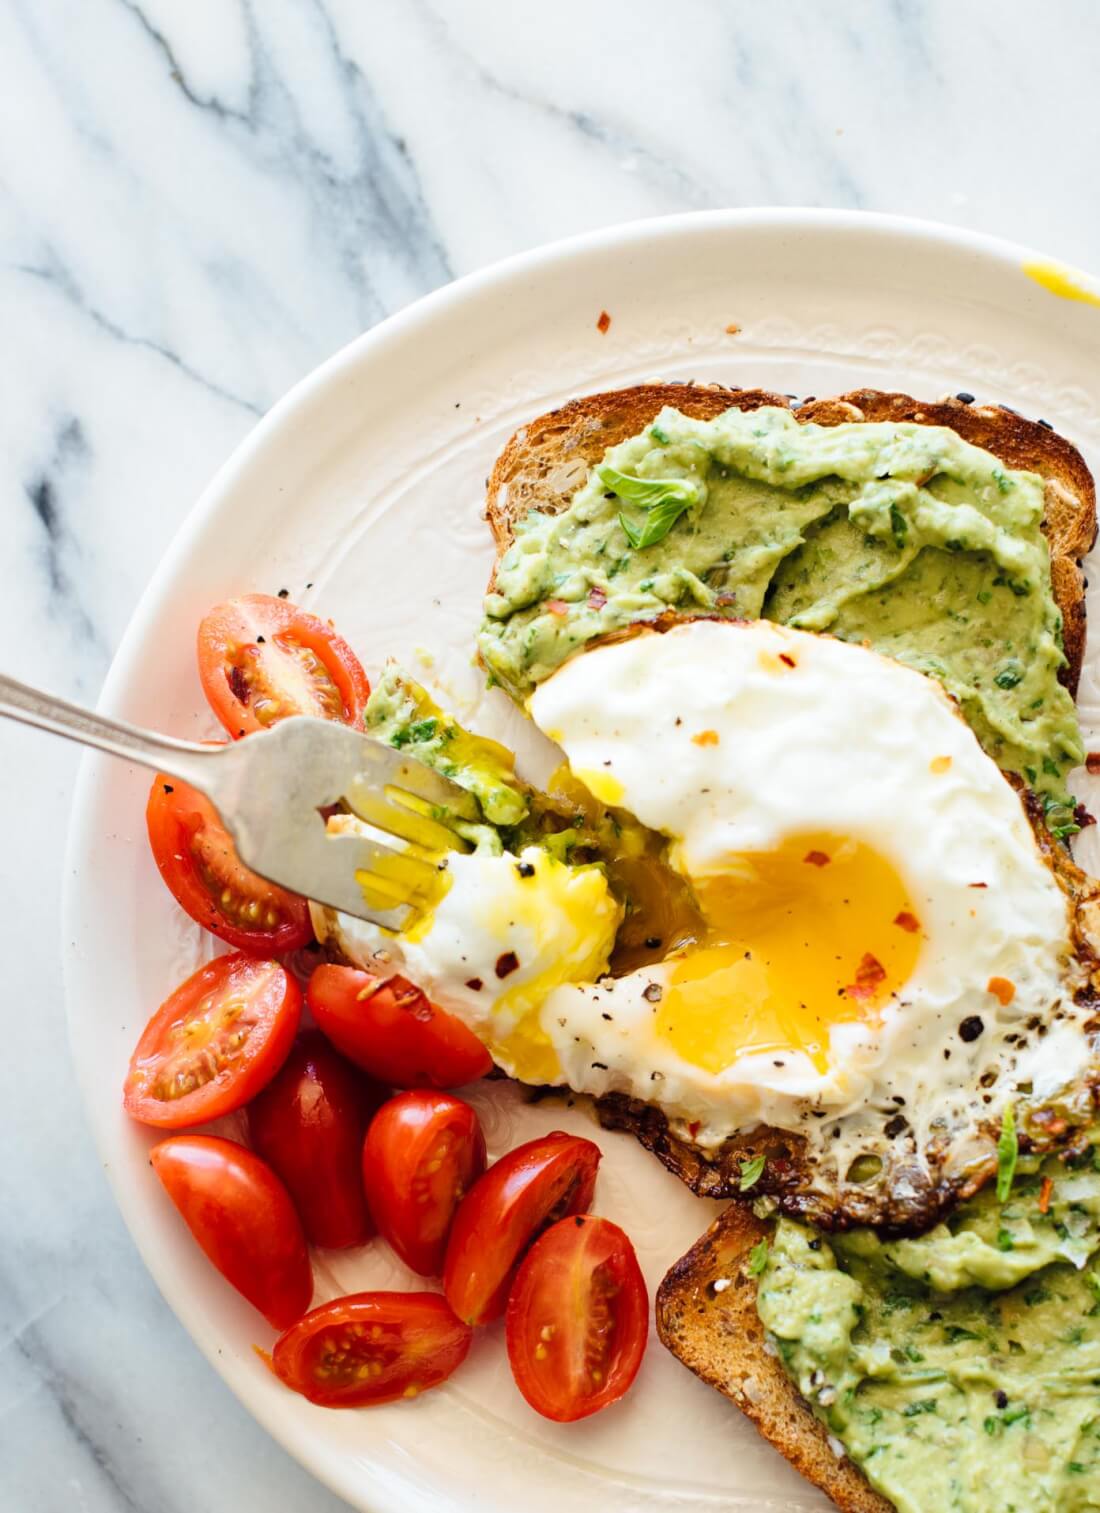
[655,834,921,1075]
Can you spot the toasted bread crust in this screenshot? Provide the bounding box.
[484,382,1095,692]
[656,1205,893,1513]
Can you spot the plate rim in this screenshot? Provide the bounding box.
[60,205,1100,1513]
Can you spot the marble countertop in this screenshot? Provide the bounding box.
[4,2,1099,1508]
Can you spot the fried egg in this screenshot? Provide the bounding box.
[316,837,622,1084]
[323,619,1095,1193]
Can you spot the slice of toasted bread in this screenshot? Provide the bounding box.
[484,382,1096,693]
[484,383,1100,1228]
[656,1204,893,1513]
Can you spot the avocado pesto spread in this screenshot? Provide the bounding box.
[364,667,527,832]
[757,1144,1100,1512]
[479,405,1082,800]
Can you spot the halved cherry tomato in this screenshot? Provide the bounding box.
[197,594,370,738]
[362,1091,486,1276]
[248,1032,385,1249]
[147,770,312,954]
[272,1292,471,1407]
[124,953,301,1128]
[506,1215,648,1422]
[308,965,491,1088]
[151,1135,312,1330]
[443,1132,601,1325]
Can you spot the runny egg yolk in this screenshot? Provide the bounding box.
[656,834,921,1075]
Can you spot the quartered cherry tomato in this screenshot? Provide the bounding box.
[308,966,491,1088]
[362,1091,486,1276]
[146,771,312,954]
[506,1215,648,1422]
[248,1032,385,1249]
[197,594,370,738]
[272,1291,472,1407]
[151,1135,313,1330]
[443,1132,602,1325]
[123,953,301,1128]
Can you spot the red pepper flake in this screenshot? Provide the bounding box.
[691,729,720,746]
[725,322,741,336]
[778,653,796,668]
[596,310,612,334]
[1038,1175,1054,1215]
[545,599,569,617]
[968,881,988,889]
[987,976,1015,1006]
[803,850,831,867]
[587,587,607,611]
[893,911,921,934]
[465,977,483,992]
[687,1121,701,1138]
[495,951,520,979]
[845,952,887,1000]
[1087,752,1100,775]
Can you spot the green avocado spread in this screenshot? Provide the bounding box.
[757,1145,1100,1512]
[479,404,1082,801]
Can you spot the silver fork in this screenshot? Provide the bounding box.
[0,672,478,931]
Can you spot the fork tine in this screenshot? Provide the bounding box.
[345,781,472,855]
[352,738,480,818]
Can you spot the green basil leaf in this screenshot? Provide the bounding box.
[597,465,699,510]
[618,496,691,550]
[739,1155,766,1192]
[997,1104,1018,1203]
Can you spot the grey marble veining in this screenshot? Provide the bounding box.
[4,1,1100,1508]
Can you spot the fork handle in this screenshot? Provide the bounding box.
[0,671,215,787]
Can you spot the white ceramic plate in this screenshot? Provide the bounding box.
[63,209,1100,1513]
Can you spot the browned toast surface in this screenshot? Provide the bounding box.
[656,1204,892,1513]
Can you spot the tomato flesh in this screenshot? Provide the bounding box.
[443,1131,601,1325]
[151,1135,313,1330]
[124,953,301,1128]
[146,771,312,954]
[249,1032,385,1249]
[362,1091,486,1276]
[506,1215,648,1422]
[308,965,491,1088]
[197,594,370,738]
[272,1292,472,1407]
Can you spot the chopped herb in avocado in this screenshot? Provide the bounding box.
[997,1103,1019,1202]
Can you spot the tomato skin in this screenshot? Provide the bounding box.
[146,771,313,954]
[197,594,370,738]
[308,966,491,1089]
[151,1135,313,1330]
[124,954,301,1129]
[443,1132,602,1326]
[505,1215,648,1422]
[272,1292,472,1407]
[248,1033,385,1249]
[362,1092,486,1277]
